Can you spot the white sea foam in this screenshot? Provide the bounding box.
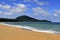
[0,23,59,34]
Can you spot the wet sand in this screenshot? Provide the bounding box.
[0,24,60,40]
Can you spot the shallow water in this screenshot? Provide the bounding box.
[3,22,60,34]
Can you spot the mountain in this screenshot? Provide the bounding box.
[16,15,51,22]
[0,15,51,22]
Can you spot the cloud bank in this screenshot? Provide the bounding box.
[0,3,27,15]
[32,7,49,16]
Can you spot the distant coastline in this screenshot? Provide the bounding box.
[0,15,51,22]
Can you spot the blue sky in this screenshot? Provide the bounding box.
[0,0,60,22]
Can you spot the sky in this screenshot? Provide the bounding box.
[0,0,60,22]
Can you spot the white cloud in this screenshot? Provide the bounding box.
[0,3,27,15]
[0,4,11,9]
[24,0,48,6]
[54,10,60,14]
[53,10,60,17]
[34,0,48,6]
[53,13,58,17]
[34,0,44,6]
[10,4,27,13]
[3,12,12,15]
[32,7,49,16]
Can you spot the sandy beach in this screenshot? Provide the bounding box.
[0,24,60,40]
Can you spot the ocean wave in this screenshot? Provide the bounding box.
[0,23,60,34]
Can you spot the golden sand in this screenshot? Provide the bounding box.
[0,24,60,40]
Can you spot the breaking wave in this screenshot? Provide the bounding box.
[0,23,60,34]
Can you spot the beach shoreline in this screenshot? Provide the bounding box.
[0,24,60,40]
[0,23,58,34]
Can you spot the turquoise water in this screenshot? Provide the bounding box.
[4,22,60,34]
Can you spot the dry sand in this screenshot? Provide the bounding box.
[0,24,60,40]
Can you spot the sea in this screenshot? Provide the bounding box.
[1,22,60,34]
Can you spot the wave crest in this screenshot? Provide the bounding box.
[0,23,60,34]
